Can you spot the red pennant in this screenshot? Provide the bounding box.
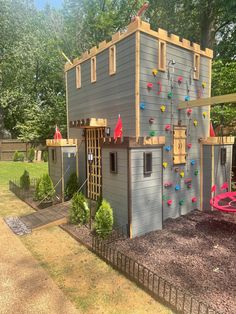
[54,126,62,140]
[210,121,215,137]
[211,185,216,193]
[114,115,123,140]
[221,182,228,190]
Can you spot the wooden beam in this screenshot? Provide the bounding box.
[178,93,236,109]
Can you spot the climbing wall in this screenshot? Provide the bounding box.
[139,33,211,219]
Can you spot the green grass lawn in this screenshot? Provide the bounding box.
[0,161,48,187]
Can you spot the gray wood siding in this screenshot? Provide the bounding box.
[214,145,232,192]
[202,145,213,211]
[67,34,136,137]
[130,148,162,237]
[140,32,210,219]
[48,147,62,196]
[102,148,128,228]
[62,147,77,189]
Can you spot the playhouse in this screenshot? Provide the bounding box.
[48,18,234,238]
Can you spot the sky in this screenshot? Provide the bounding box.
[35,0,63,10]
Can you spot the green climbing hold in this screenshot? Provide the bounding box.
[162,195,168,201]
[168,92,173,99]
[149,130,156,137]
[179,200,184,206]
[194,170,199,176]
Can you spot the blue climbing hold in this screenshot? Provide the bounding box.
[175,184,180,191]
[165,145,171,152]
[185,95,190,101]
[191,159,196,165]
[140,103,145,110]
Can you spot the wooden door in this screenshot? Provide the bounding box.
[85,128,104,200]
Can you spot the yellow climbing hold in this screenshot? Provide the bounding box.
[202,81,207,88]
[160,105,166,112]
[163,162,168,168]
[152,69,158,76]
[203,111,207,118]
[180,171,185,178]
[193,119,198,126]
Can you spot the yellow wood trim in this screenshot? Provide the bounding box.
[76,146,79,179]
[46,139,78,147]
[65,72,70,138]
[178,93,236,109]
[76,64,81,89]
[158,40,166,72]
[109,45,116,75]
[200,143,203,210]
[143,136,165,145]
[208,59,212,137]
[65,18,213,72]
[135,31,140,140]
[200,136,235,145]
[91,56,97,83]
[193,53,200,80]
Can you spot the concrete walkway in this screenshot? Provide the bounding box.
[0,218,79,314]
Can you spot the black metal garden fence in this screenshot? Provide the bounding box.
[92,236,221,314]
[9,178,37,201]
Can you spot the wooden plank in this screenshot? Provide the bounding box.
[46,139,77,147]
[201,136,235,145]
[135,31,140,140]
[178,93,236,109]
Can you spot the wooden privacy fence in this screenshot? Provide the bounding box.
[92,237,221,314]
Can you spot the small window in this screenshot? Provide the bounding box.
[158,40,166,71]
[144,152,152,175]
[109,45,116,75]
[173,126,187,164]
[110,152,118,173]
[51,149,56,163]
[76,65,81,89]
[221,148,227,165]
[193,53,200,80]
[91,57,96,83]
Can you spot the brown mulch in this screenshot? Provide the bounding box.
[63,210,236,314]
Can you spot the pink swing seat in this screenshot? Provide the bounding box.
[210,191,236,213]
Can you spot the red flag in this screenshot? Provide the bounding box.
[54,126,62,140]
[221,182,228,190]
[211,185,216,193]
[210,121,215,137]
[114,115,123,140]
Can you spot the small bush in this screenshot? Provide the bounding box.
[34,177,41,200]
[65,172,79,200]
[96,195,103,213]
[69,192,89,225]
[20,170,30,190]
[13,151,19,161]
[18,152,25,161]
[42,150,48,162]
[94,199,113,239]
[35,174,55,201]
[27,148,35,162]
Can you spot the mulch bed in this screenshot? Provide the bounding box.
[63,210,236,314]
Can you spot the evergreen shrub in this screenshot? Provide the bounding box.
[65,172,79,200]
[18,152,25,161]
[35,174,55,201]
[27,148,35,162]
[20,170,30,190]
[94,199,113,239]
[69,192,89,225]
[13,151,19,161]
[42,150,48,162]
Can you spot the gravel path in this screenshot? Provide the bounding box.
[0,218,80,314]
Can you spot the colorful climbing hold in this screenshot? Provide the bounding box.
[177,76,183,84]
[160,105,166,112]
[202,111,207,118]
[163,195,168,201]
[187,108,192,115]
[164,182,173,188]
[180,171,185,178]
[167,199,173,206]
[194,170,199,176]
[185,95,190,101]
[165,145,171,152]
[140,103,145,110]
[184,178,192,184]
[221,182,228,190]
[157,81,162,95]
[149,130,156,137]
[163,162,168,168]
[187,183,192,189]
[193,119,198,127]
[179,200,184,206]
[152,69,158,76]
[175,184,180,191]
[192,197,197,203]
[190,160,196,166]
[187,143,192,149]
[165,124,171,131]
[202,81,207,89]
[147,82,153,89]
[149,117,155,124]
[168,92,173,99]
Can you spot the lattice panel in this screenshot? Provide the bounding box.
[85,128,104,200]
